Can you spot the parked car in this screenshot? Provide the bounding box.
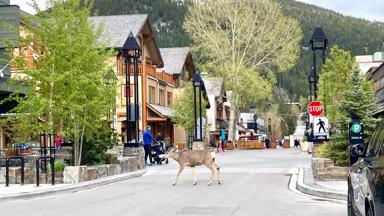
[348,123,384,216]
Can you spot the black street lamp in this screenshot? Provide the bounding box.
[121,31,141,148]
[268,118,272,137]
[309,25,328,100]
[308,68,316,101]
[192,73,210,143]
[253,114,257,134]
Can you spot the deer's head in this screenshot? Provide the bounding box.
[164,146,179,159]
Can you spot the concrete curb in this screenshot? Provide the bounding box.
[0,170,146,201]
[296,168,347,200]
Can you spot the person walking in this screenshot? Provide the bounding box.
[265,138,270,149]
[54,133,64,154]
[306,128,314,154]
[143,125,157,166]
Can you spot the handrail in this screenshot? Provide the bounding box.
[36,156,55,186]
[5,156,25,186]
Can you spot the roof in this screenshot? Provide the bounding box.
[203,78,223,97]
[157,47,189,75]
[239,113,265,126]
[89,14,164,67]
[148,103,174,118]
[88,14,147,48]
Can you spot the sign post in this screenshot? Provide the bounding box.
[349,121,364,166]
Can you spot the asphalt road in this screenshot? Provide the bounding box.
[0,148,346,216]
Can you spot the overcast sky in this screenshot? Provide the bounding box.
[10,0,384,23]
[295,0,384,22]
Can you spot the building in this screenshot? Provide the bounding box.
[203,78,235,142]
[356,52,384,73]
[0,2,34,148]
[239,113,265,133]
[157,47,196,146]
[89,14,171,143]
[359,52,384,116]
[367,62,384,116]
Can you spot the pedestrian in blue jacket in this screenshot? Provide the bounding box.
[143,125,157,165]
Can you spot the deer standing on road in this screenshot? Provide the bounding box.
[164,147,221,186]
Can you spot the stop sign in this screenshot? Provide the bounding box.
[307,101,324,116]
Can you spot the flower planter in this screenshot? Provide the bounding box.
[226,142,234,150]
[271,142,277,148]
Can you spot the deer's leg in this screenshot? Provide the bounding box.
[173,165,185,186]
[214,164,221,185]
[204,163,215,186]
[192,167,197,185]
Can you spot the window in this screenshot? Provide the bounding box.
[159,89,166,106]
[167,92,172,107]
[149,86,156,104]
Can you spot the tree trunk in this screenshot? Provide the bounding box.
[78,124,85,165]
[227,95,239,142]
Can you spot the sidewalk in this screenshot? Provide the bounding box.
[0,170,145,201]
[295,167,347,200]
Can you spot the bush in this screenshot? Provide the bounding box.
[315,135,349,166]
[54,159,66,172]
[103,152,118,164]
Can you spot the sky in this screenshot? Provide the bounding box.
[9,0,384,23]
[295,0,384,22]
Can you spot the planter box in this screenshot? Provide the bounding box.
[226,142,234,150]
[255,142,264,149]
[237,141,245,149]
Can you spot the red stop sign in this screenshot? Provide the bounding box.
[307,101,324,116]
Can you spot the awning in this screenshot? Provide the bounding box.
[147,103,174,119]
[236,124,248,132]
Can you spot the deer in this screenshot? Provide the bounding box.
[164,147,221,186]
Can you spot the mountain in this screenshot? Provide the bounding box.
[92,0,384,99]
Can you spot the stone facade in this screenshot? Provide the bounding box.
[312,158,349,181]
[4,147,145,185]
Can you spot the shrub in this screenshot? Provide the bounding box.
[103,152,118,164]
[54,159,66,172]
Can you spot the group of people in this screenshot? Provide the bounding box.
[141,125,172,166]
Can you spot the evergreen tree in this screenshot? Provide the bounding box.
[319,67,378,166]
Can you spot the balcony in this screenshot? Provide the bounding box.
[157,71,175,85]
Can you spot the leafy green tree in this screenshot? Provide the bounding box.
[318,46,356,121]
[2,0,116,165]
[183,0,302,141]
[172,83,206,136]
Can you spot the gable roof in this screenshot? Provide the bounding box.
[203,78,223,97]
[88,14,147,48]
[157,47,189,75]
[88,14,163,67]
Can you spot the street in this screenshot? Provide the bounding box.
[0,149,346,216]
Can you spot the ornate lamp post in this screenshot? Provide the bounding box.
[192,73,210,149]
[121,31,141,148]
[253,114,257,134]
[268,118,272,138]
[308,68,316,102]
[193,73,204,142]
[309,25,328,100]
